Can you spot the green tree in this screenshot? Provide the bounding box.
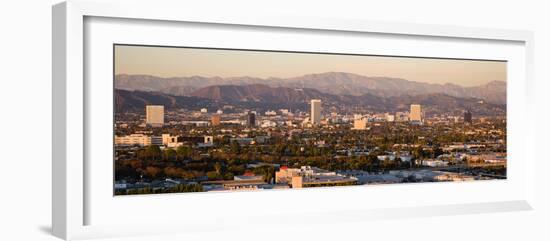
[230,140,241,154]
[176,145,192,159]
[214,162,223,175]
[206,171,222,180]
[145,145,161,160]
[164,148,177,161]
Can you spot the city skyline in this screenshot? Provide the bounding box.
[115,100,507,195]
[114,44,507,196]
[115,45,506,87]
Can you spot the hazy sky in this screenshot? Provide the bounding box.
[115,45,506,87]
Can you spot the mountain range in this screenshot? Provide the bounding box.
[115,72,506,105]
[115,84,505,116]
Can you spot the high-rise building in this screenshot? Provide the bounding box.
[353,118,368,130]
[409,104,423,123]
[211,114,221,126]
[146,105,164,127]
[247,112,256,127]
[464,110,472,123]
[310,99,322,124]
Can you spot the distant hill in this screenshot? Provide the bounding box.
[159,85,199,96]
[115,89,214,112]
[283,72,506,104]
[115,72,506,104]
[189,84,326,102]
[116,85,505,116]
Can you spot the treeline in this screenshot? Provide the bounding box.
[115,183,203,195]
[115,152,277,183]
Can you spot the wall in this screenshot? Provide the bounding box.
[0,0,548,240]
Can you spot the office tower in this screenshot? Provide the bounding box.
[247,112,256,127]
[353,118,368,130]
[409,104,423,123]
[310,99,322,124]
[211,114,221,126]
[464,110,472,123]
[146,105,164,127]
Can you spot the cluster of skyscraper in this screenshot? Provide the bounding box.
[309,99,425,126]
[146,100,472,130]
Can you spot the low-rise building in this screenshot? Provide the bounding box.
[265,110,277,116]
[260,120,277,128]
[234,174,264,181]
[115,134,152,146]
[275,166,357,188]
[162,134,180,147]
[433,172,476,182]
[230,137,255,145]
[377,155,396,161]
[419,159,449,167]
[180,120,210,127]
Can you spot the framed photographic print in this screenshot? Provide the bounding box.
[52,0,535,240]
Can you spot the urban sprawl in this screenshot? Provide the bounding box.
[114,100,506,195]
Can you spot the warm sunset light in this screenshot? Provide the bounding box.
[113,45,507,196]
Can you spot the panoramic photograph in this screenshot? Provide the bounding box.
[113,44,507,195]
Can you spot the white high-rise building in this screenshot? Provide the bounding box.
[409,104,423,123]
[146,105,164,127]
[310,99,322,124]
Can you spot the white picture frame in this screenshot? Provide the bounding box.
[52,0,535,240]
